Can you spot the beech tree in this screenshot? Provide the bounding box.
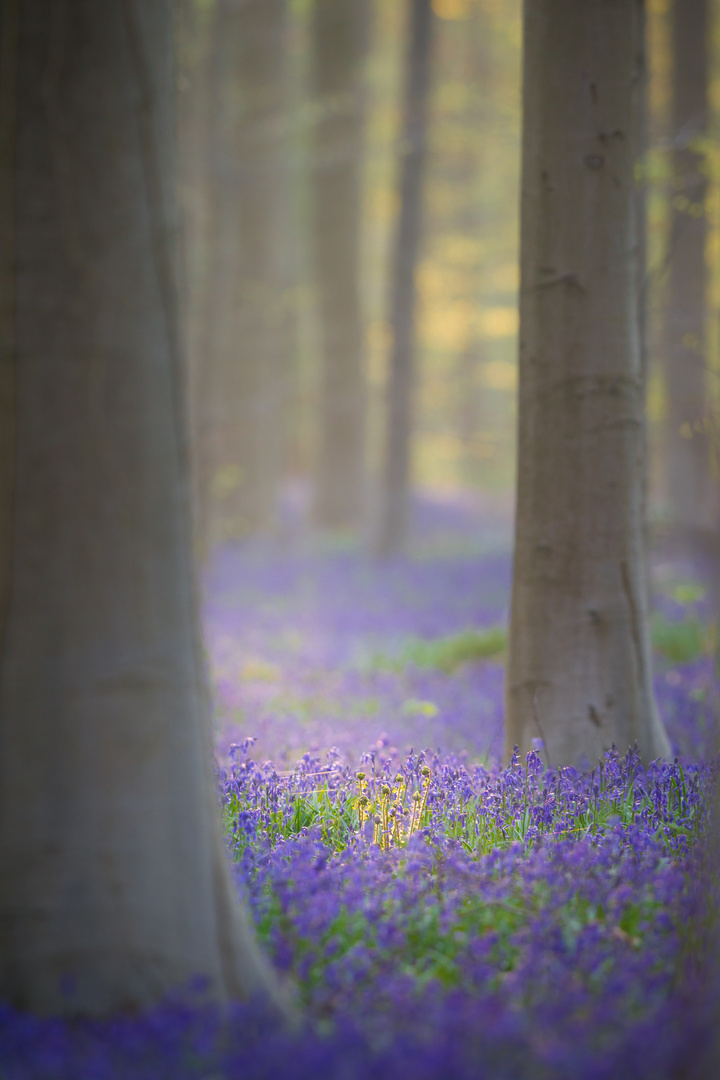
[310,0,369,530]
[177,0,216,550]
[376,0,434,557]
[505,0,671,766]
[0,0,281,1014]
[665,0,717,544]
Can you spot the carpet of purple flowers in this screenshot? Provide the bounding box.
[1,499,719,1078]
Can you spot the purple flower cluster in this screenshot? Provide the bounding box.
[223,741,705,858]
[1,745,716,1079]
[225,744,710,1009]
[1,509,718,1078]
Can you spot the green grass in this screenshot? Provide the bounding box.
[363,607,717,676]
[651,613,716,666]
[224,757,701,863]
[368,626,507,674]
[250,845,672,1004]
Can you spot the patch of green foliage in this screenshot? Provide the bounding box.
[446,777,697,857]
[224,783,360,858]
[650,573,717,665]
[651,613,715,666]
[368,626,507,674]
[364,603,717,676]
[669,582,706,605]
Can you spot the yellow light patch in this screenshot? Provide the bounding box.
[419,299,474,351]
[212,464,244,499]
[482,360,518,391]
[479,306,518,339]
[489,262,519,291]
[402,698,440,717]
[241,659,281,683]
[432,0,471,19]
[647,372,667,424]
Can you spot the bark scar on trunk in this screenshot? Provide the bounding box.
[533,272,585,293]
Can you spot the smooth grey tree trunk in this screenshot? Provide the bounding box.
[0,0,281,1015]
[311,0,368,531]
[375,0,433,557]
[177,0,215,555]
[665,0,717,538]
[506,0,670,767]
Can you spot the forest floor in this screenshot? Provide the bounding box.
[208,493,719,1078]
[206,493,717,768]
[1,493,719,1078]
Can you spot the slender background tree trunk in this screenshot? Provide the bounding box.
[0,0,17,649]
[0,0,280,1015]
[195,0,291,553]
[311,0,369,530]
[665,0,716,542]
[376,0,433,557]
[636,0,656,635]
[506,0,670,767]
[660,0,720,631]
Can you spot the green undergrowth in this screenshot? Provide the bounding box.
[250,841,681,1010]
[224,761,702,862]
[651,573,717,665]
[360,613,716,676]
[366,626,507,674]
[225,749,708,1019]
[651,613,716,666]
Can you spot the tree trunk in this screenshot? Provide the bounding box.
[665,0,717,538]
[0,0,17,647]
[506,0,670,767]
[0,0,281,1015]
[311,0,368,530]
[375,0,433,557]
[195,0,292,552]
[177,0,215,555]
[636,0,654,633]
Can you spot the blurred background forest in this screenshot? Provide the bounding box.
[177,0,719,561]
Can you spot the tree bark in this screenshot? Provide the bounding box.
[506,0,670,767]
[0,0,17,651]
[665,0,717,538]
[375,0,433,557]
[195,0,292,553]
[177,0,215,555]
[0,0,281,1015]
[310,0,369,530]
